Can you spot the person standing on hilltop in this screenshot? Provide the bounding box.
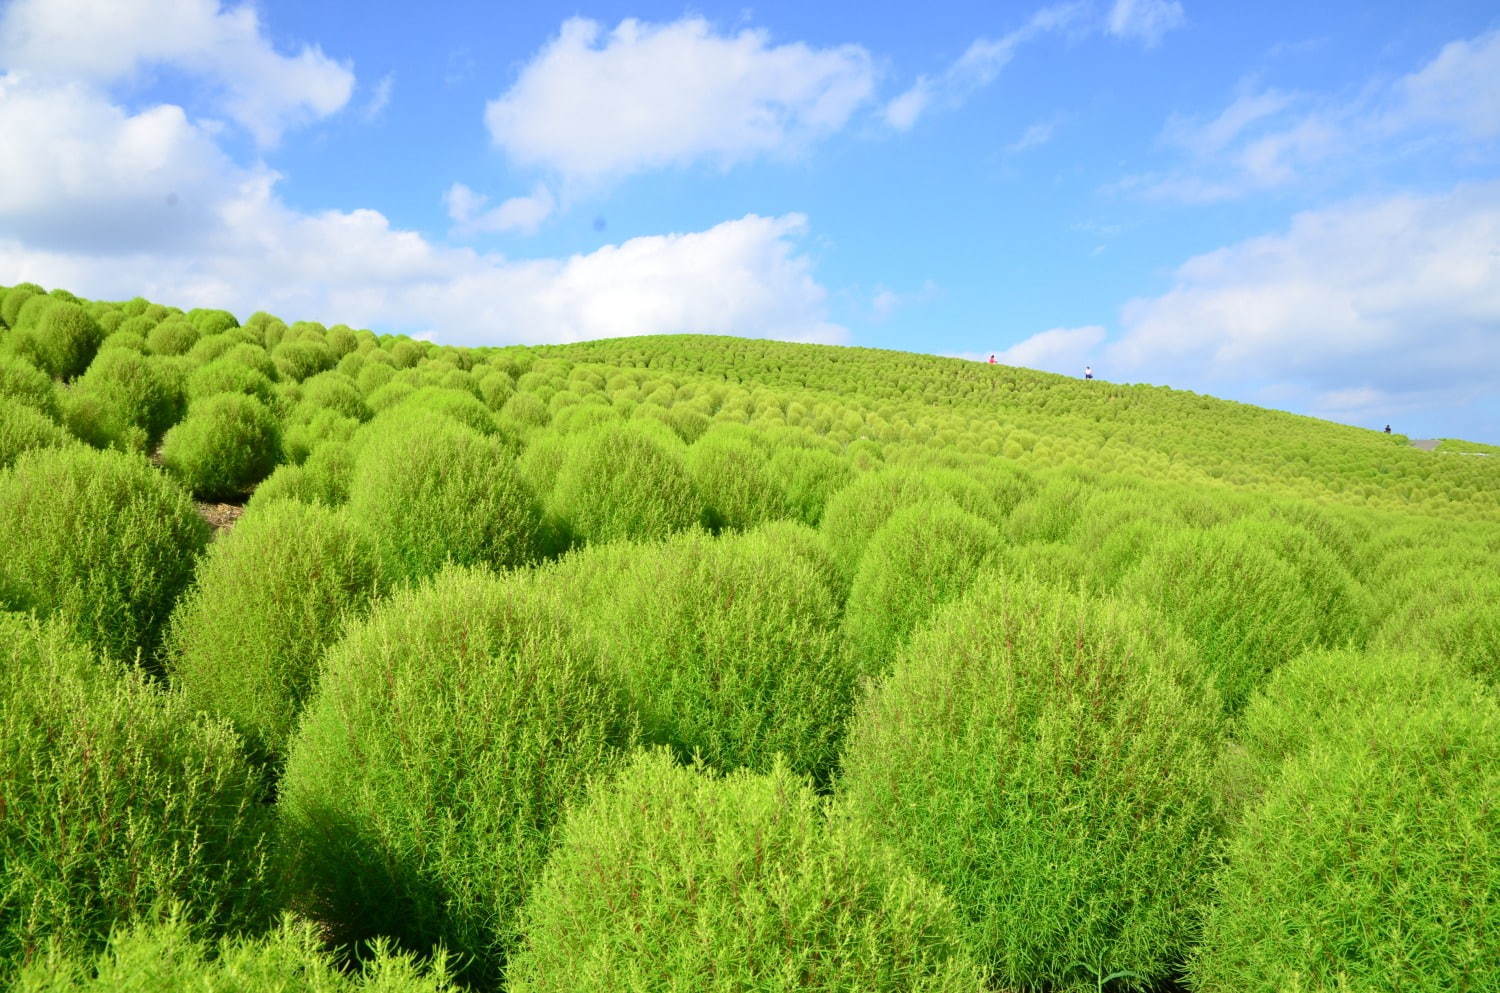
[988,353,997,364]
[1084,365,1093,380]
[1385,425,1392,434]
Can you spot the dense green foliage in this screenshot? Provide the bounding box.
[166,500,380,759]
[1191,688,1500,992]
[0,446,207,662]
[16,915,456,993]
[4,282,1498,989]
[838,575,1224,991]
[0,617,275,979]
[346,411,543,584]
[509,750,983,992]
[279,569,637,987]
[160,393,282,499]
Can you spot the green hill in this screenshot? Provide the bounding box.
[3,283,1496,992]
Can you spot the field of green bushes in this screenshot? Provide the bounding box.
[1,280,1496,992]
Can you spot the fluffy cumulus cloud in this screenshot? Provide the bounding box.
[1102,183,1500,425]
[0,182,845,346]
[1105,0,1186,48]
[0,75,247,252]
[0,0,353,145]
[444,182,556,236]
[485,17,875,184]
[1125,28,1500,202]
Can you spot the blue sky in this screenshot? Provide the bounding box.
[2,1,1498,441]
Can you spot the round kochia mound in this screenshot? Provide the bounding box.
[837,573,1223,992]
[278,568,637,989]
[1190,688,1500,993]
[16,915,458,993]
[547,421,705,546]
[557,525,850,781]
[346,412,543,584]
[0,616,275,978]
[160,393,282,500]
[508,749,983,993]
[0,446,207,662]
[1117,523,1323,713]
[165,500,380,760]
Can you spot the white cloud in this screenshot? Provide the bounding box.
[0,177,844,346]
[445,182,556,236]
[1387,29,1500,139]
[484,16,875,184]
[0,0,353,145]
[364,73,394,122]
[996,325,1106,376]
[0,74,247,252]
[869,280,940,321]
[1106,183,1500,420]
[1007,120,1058,153]
[1106,0,1186,48]
[884,3,1085,130]
[1124,28,1500,202]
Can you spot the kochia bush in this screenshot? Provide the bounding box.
[0,352,59,417]
[166,500,380,760]
[0,617,275,978]
[685,429,791,531]
[547,422,705,546]
[554,526,850,780]
[279,568,636,988]
[837,574,1223,991]
[1117,524,1323,713]
[15,915,458,993]
[1190,689,1500,993]
[841,500,1000,676]
[508,750,983,993]
[160,393,282,500]
[0,397,72,469]
[0,447,207,662]
[15,301,105,380]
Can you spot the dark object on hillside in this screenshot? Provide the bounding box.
[1385,425,1391,434]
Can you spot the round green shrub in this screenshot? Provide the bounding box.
[1117,524,1324,712]
[509,749,983,993]
[66,348,184,447]
[477,370,515,410]
[820,466,1004,582]
[160,393,282,500]
[282,409,359,465]
[1372,577,1500,686]
[0,352,60,418]
[0,616,274,977]
[166,501,380,760]
[279,568,637,988]
[841,500,1000,676]
[145,317,199,357]
[184,358,278,408]
[219,342,279,380]
[346,413,543,584]
[91,309,124,335]
[1190,690,1500,993]
[325,324,359,357]
[576,526,850,780]
[390,386,498,437]
[548,422,705,546]
[0,447,208,661]
[98,330,147,354]
[498,391,549,430]
[0,283,42,328]
[10,289,53,331]
[295,371,370,423]
[17,301,104,380]
[766,445,855,525]
[272,339,336,382]
[837,574,1223,991]
[1003,473,1088,544]
[0,396,73,469]
[1224,648,1486,813]
[186,307,238,336]
[685,430,791,531]
[15,911,457,992]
